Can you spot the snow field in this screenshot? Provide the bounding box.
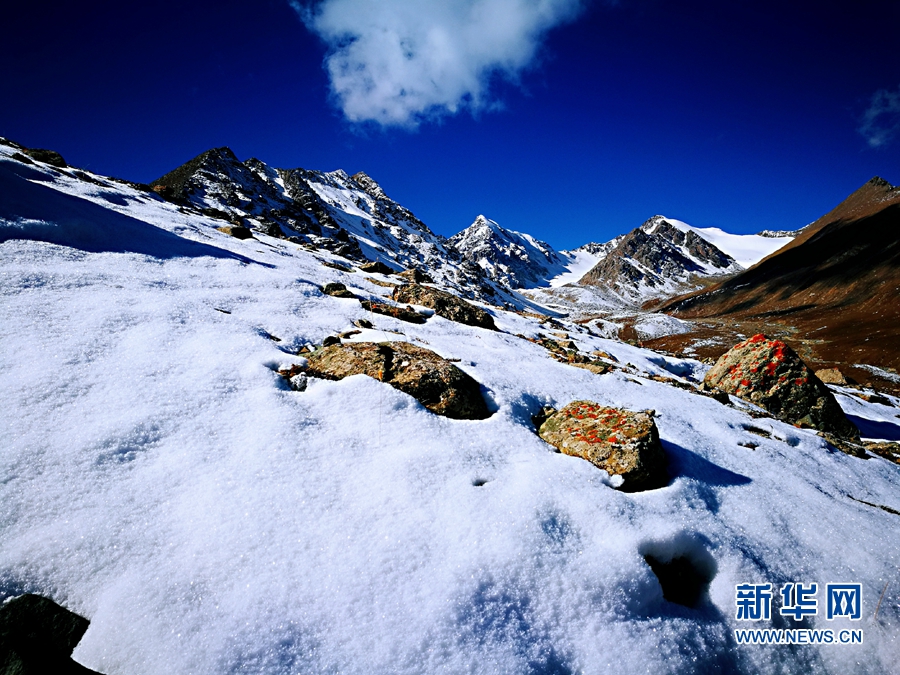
[0,150,898,674]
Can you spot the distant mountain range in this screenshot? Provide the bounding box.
[659,176,900,387]
[6,135,896,384]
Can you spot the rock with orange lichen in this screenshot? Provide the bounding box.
[704,334,858,440]
[538,401,667,492]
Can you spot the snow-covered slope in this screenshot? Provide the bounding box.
[658,216,795,269]
[2,141,899,675]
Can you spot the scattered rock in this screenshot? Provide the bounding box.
[531,405,558,430]
[354,318,373,329]
[815,367,852,386]
[0,593,101,674]
[22,148,67,167]
[699,382,731,404]
[704,335,859,441]
[365,277,398,288]
[396,268,434,283]
[359,261,395,275]
[339,329,361,339]
[322,282,355,299]
[391,284,496,330]
[359,300,428,324]
[305,342,490,419]
[10,151,34,165]
[593,350,618,362]
[538,401,667,492]
[864,442,900,465]
[572,362,612,375]
[322,335,341,347]
[216,225,253,240]
[854,391,893,406]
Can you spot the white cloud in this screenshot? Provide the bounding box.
[296,0,587,127]
[859,85,900,148]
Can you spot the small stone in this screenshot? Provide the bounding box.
[289,373,308,391]
[359,300,428,324]
[815,368,851,385]
[359,261,395,274]
[538,401,668,492]
[322,282,355,298]
[216,225,253,240]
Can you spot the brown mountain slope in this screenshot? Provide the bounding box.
[654,177,900,390]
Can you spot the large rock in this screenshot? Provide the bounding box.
[538,402,667,492]
[704,334,859,440]
[0,593,101,674]
[391,284,496,330]
[305,342,490,419]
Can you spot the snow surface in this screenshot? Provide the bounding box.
[661,218,793,269]
[548,249,603,288]
[1,145,899,674]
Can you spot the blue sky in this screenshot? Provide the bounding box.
[2,0,898,249]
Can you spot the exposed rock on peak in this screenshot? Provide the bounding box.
[577,217,738,304]
[351,171,389,200]
[448,215,571,289]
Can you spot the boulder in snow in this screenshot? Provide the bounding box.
[392,284,496,330]
[538,402,668,492]
[216,225,253,240]
[704,335,859,440]
[0,593,100,674]
[359,261,395,275]
[306,342,491,419]
[322,282,355,299]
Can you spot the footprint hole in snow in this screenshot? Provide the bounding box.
[472,478,489,487]
[639,534,717,609]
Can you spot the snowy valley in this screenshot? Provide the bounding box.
[1,139,899,675]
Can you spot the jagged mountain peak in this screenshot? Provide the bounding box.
[350,171,389,201]
[449,216,572,290]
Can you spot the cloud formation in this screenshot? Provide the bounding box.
[859,85,900,148]
[296,0,586,127]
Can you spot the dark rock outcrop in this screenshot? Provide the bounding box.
[216,225,253,240]
[322,282,355,299]
[305,342,490,419]
[704,335,859,440]
[359,261,396,275]
[391,284,496,330]
[0,594,101,674]
[538,402,667,491]
[359,300,428,324]
[396,268,434,284]
[23,148,67,168]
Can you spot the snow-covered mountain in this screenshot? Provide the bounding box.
[2,137,899,675]
[448,215,577,289]
[565,215,737,305]
[149,146,520,303]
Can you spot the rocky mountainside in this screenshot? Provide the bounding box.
[576,215,740,304]
[657,176,900,387]
[150,147,517,304]
[447,215,575,289]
